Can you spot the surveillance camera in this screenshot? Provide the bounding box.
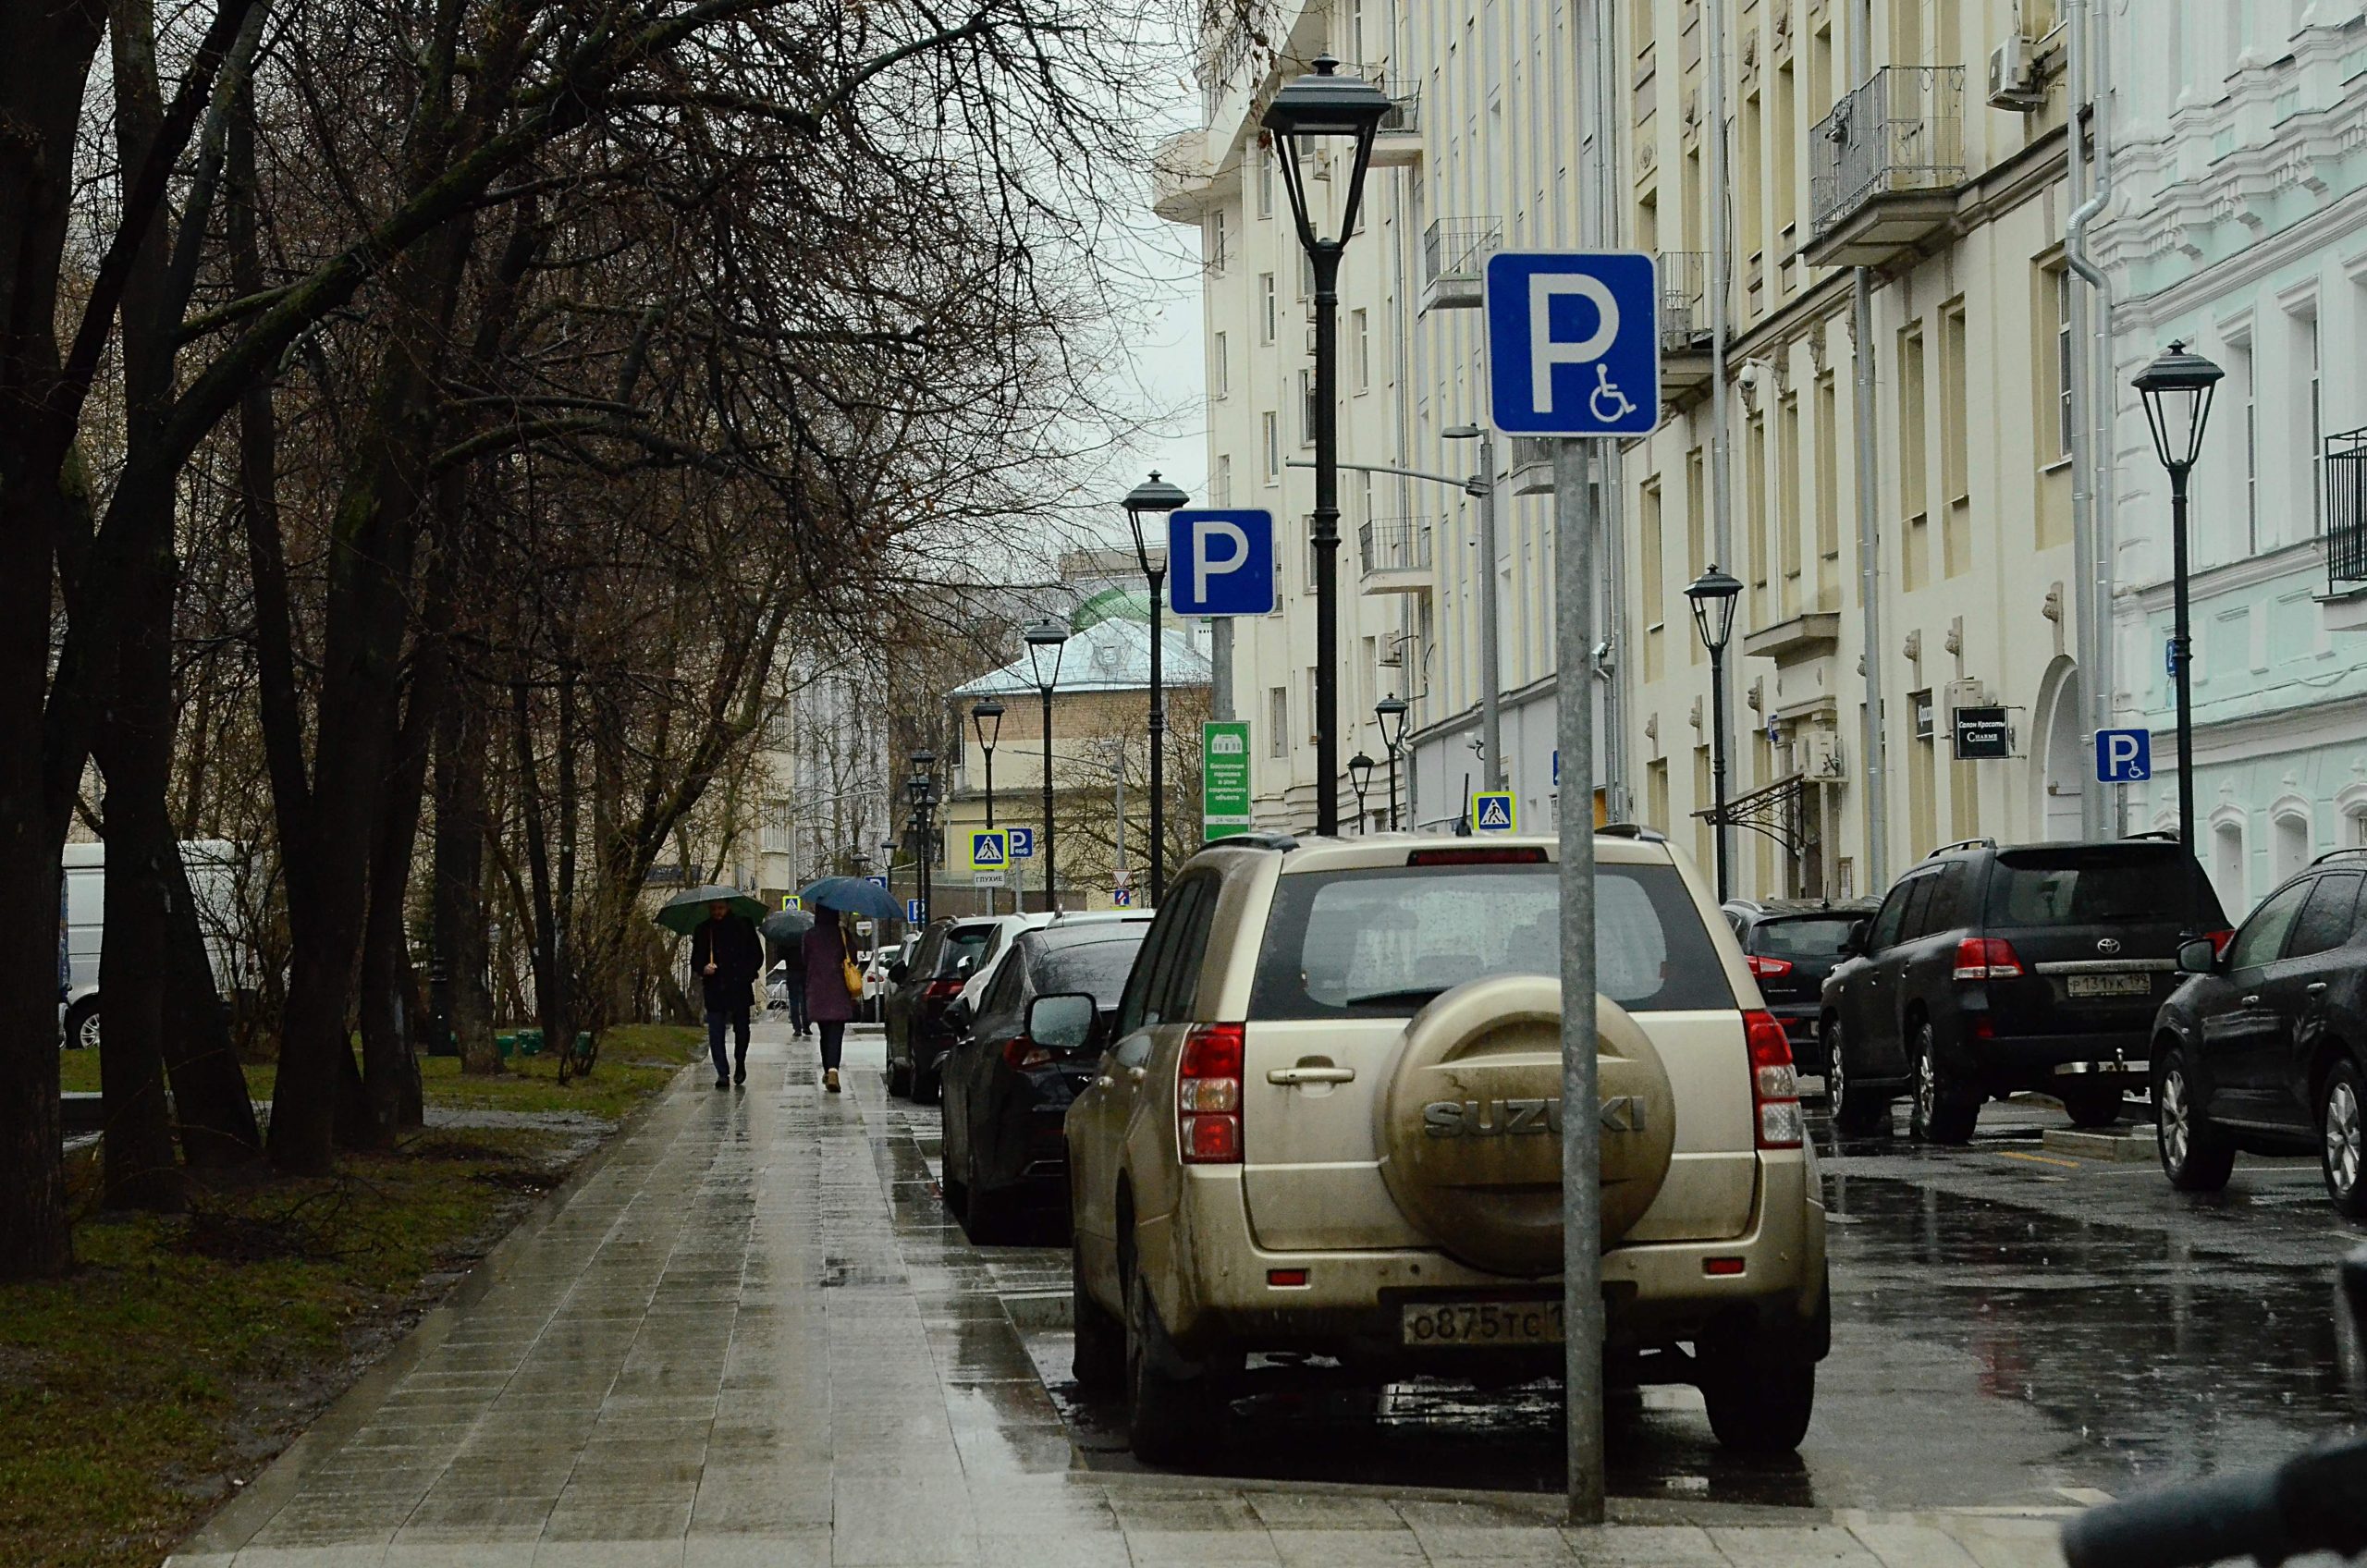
[1737,361,1761,390]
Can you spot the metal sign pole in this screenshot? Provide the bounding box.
[1554,436,1604,1525]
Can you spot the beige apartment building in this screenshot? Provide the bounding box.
[1162,0,2117,899]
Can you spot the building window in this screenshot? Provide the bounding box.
[1257,147,1273,220]
[1259,273,1276,345]
[1268,687,1288,758]
[2310,316,2324,534]
[1305,668,1320,743]
[2054,270,2074,461]
[1899,322,1929,591]
[1213,455,1233,508]
[2238,340,2257,554]
[1940,300,1970,578]
[1211,332,1228,399]
[1299,369,1317,447]
[1262,412,1280,483]
[1353,309,1371,393]
[2273,804,2312,885]
[761,802,791,855]
[2213,815,2247,914]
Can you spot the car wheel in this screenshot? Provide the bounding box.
[1699,1326,1817,1454]
[910,1054,941,1106]
[2060,1079,2126,1129]
[2155,1047,2234,1193]
[964,1141,1013,1244]
[1125,1268,1220,1466]
[1908,1021,1978,1145]
[65,998,99,1052]
[887,1047,913,1098]
[2321,1059,2367,1220]
[1827,1021,1891,1138]
[1072,1240,1125,1391]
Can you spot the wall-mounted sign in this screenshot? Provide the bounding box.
[1952,705,2012,761]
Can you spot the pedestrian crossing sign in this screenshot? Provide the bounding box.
[1471,790,1517,833]
[967,829,1009,872]
[781,894,802,911]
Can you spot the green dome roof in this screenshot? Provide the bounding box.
[1071,586,1154,631]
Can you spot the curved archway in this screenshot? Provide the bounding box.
[2032,656,2085,842]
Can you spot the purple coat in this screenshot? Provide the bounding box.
[803,915,856,1023]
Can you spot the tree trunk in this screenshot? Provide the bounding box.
[435,684,500,1073]
[512,679,572,1072]
[156,845,261,1166]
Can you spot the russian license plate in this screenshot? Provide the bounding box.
[2067,972,2152,998]
[1400,1299,1564,1348]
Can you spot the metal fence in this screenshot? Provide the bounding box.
[1809,66,1965,239]
[1359,518,1435,575]
[1655,251,1710,349]
[2330,428,2367,590]
[1423,218,1502,287]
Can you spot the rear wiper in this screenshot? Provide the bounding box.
[1343,986,1452,1008]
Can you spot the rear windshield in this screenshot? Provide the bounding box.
[1035,933,1147,1005]
[1984,849,2228,929]
[1248,862,1733,1020]
[1752,915,1859,959]
[931,926,994,976]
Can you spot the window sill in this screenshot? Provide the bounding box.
[2042,457,2073,475]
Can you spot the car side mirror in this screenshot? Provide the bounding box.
[956,955,975,977]
[1843,919,1870,956]
[888,961,909,984]
[1026,992,1098,1053]
[2177,937,2219,975]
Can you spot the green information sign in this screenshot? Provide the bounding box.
[1202,720,1252,840]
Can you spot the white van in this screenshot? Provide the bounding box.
[60,840,252,1051]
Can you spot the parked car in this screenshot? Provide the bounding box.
[939,921,1152,1242]
[1723,898,1878,1080]
[1820,836,2229,1143]
[2151,851,2367,1219]
[946,909,1154,1031]
[883,919,998,1101]
[1064,829,1827,1464]
[59,839,255,1052]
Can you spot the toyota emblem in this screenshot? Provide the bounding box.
[2096,937,2122,955]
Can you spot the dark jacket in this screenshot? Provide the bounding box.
[803,914,856,1024]
[692,915,763,1011]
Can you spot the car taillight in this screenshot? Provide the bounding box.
[1952,937,2025,981]
[1405,846,1550,865]
[925,977,964,999]
[1002,1036,1052,1071]
[2203,928,2235,959]
[1746,954,1795,980]
[1744,1011,1803,1149]
[1179,1023,1245,1165]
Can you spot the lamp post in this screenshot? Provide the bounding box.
[1024,618,1071,912]
[1685,566,1744,902]
[2133,341,2224,862]
[1441,424,1505,791]
[972,698,1004,914]
[1375,694,1408,830]
[1123,472,1191,904]
[1265,55,1393,837]
[906,749,938,922]
[1348,753,1376,830]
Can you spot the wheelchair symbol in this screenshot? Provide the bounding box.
[1588,364,1636,424]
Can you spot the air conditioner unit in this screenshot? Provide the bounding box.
[1987,35,2044,110]
[1800,729,1846,782]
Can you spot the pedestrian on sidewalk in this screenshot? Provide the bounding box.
[779,928,811,1037]
[692,900,763,1088]
[803,905,857,1094]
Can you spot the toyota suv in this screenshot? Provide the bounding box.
[1062,830,1828,1464]
[1820,836,2229,1143]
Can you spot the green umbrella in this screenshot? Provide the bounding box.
[656,884,766,937]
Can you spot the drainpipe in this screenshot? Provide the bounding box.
[1582,0,1629,825]
[2064,0,2114,839]
[1850,0,1889,891]
[1706,0,1737,885]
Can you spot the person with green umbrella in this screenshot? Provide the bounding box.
[691,899,764,1088]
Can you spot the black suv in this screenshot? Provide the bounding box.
[1724,898,1879,1078]
[883,918,996,1103]
[1820,837,2228,1143]
[2152,851,2367,1219]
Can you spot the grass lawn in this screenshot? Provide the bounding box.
[7,1023,702,1568]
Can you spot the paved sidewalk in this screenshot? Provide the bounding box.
[169,1024,2071,1568]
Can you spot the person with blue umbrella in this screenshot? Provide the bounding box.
[795,876,900,1094]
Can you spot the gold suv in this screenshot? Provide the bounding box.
[1063,830,1829,1464]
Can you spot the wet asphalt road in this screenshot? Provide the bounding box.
[895,1084,2364,1513]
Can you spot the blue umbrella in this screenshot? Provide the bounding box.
[800,875,904,922]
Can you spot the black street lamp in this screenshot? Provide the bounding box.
[1685,565,1744,902]
[1348,752,1376,829]
[906,749,938,922]
[1024,618,1071,912]
[1265,55,1392,838]
[2133,340,2225,863]
[1375,694,1409,830]
[971,699,1004,827]
[1123,471,1191,905]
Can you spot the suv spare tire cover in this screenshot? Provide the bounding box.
[1374,975,1676,1276]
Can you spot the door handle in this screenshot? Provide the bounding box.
[1096,1075,1114,1089]
[1268,1065,1357,1085]
[2241,995,2262,1006]
[1126,1065,1148,1083]
[2308,982,2329,996]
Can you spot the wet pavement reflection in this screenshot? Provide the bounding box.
[914,1094,2364,1511]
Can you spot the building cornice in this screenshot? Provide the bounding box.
[2121,535,2326,613]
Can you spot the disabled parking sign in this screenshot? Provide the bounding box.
[2095,729,2152,783]
[1484,252,1660,437]
[1471,790,1518,833]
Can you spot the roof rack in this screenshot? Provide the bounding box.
[1924,837,1998,859]
[1215,830,1299,852]
[2123,830,2180,843]
[1598,823,1668,842]
[2312,846,2367,867]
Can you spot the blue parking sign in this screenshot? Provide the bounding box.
[865,874,889,891]
[2095,729,2152,783]
[1484,252,1660,437]
[1007,826,1035,860]
[1169,510,1277,617]
[906,899,926,924]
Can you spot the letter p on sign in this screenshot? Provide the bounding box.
[1167,509,1277,617]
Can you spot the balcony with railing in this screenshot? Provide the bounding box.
[1654,251,1716,400]
[1508,437,1555,496]
[2328,429,2367,594]
[1806,66,1965,267]
[1421,218,1500,312]
[1150,127,1227,224]
[1359,517,1435,594]
[1371,89,1423,168]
